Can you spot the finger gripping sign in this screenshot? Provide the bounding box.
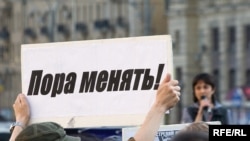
[21,35,173,128]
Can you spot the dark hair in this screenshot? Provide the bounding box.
[171,131,208,141]
[192,73,216,104]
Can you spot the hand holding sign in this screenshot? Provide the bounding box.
[127,73,180,141]
[13,94,30,127]
[155,73,180,111]
[10,94,30,141]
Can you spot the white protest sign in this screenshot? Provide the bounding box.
[21,35,173,128]
[122,121,221,141]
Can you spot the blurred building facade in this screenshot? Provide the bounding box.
[167,0,250,123]
[0,0,167,120]
[2,0,250,125]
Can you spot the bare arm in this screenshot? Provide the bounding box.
[194,99,211,122]
[9,93,30,141]
[133,73,180,141]
[194,108,203,122]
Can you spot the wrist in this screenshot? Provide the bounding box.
[10,121,25,133]
[17,117,29,127]
[153,103,168,114]
[198,108,203,114]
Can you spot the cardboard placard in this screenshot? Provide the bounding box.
[21,35,173,128]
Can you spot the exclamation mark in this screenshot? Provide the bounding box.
[154,64,165,90]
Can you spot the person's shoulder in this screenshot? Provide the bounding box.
[185,104,199,115]
[213,104,229,114]
[182,104,194,113]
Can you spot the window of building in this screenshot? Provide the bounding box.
[175,67,183,122]
[89,5,93,22]
[0,71,12,94]
[96,4,101,20]
[5,70,12,91]
[244,24,250,50]
[228,69,236,89]
[175,67,182,82]
[208,0,215,7]
[60,5,71,23]
[173,30,180,53]
[117,1,122,17]
[213,69,220,100]
[211,27,219,52]
[0,45,4,60]
[101,2,109,20]
[0,45,8,61]
[164,0,170,11]
[227,26,236,53]
[246,69,250,85]
[0,73,4,94]
[213,69,220,87]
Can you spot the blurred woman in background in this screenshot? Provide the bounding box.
[181,73,232,125]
